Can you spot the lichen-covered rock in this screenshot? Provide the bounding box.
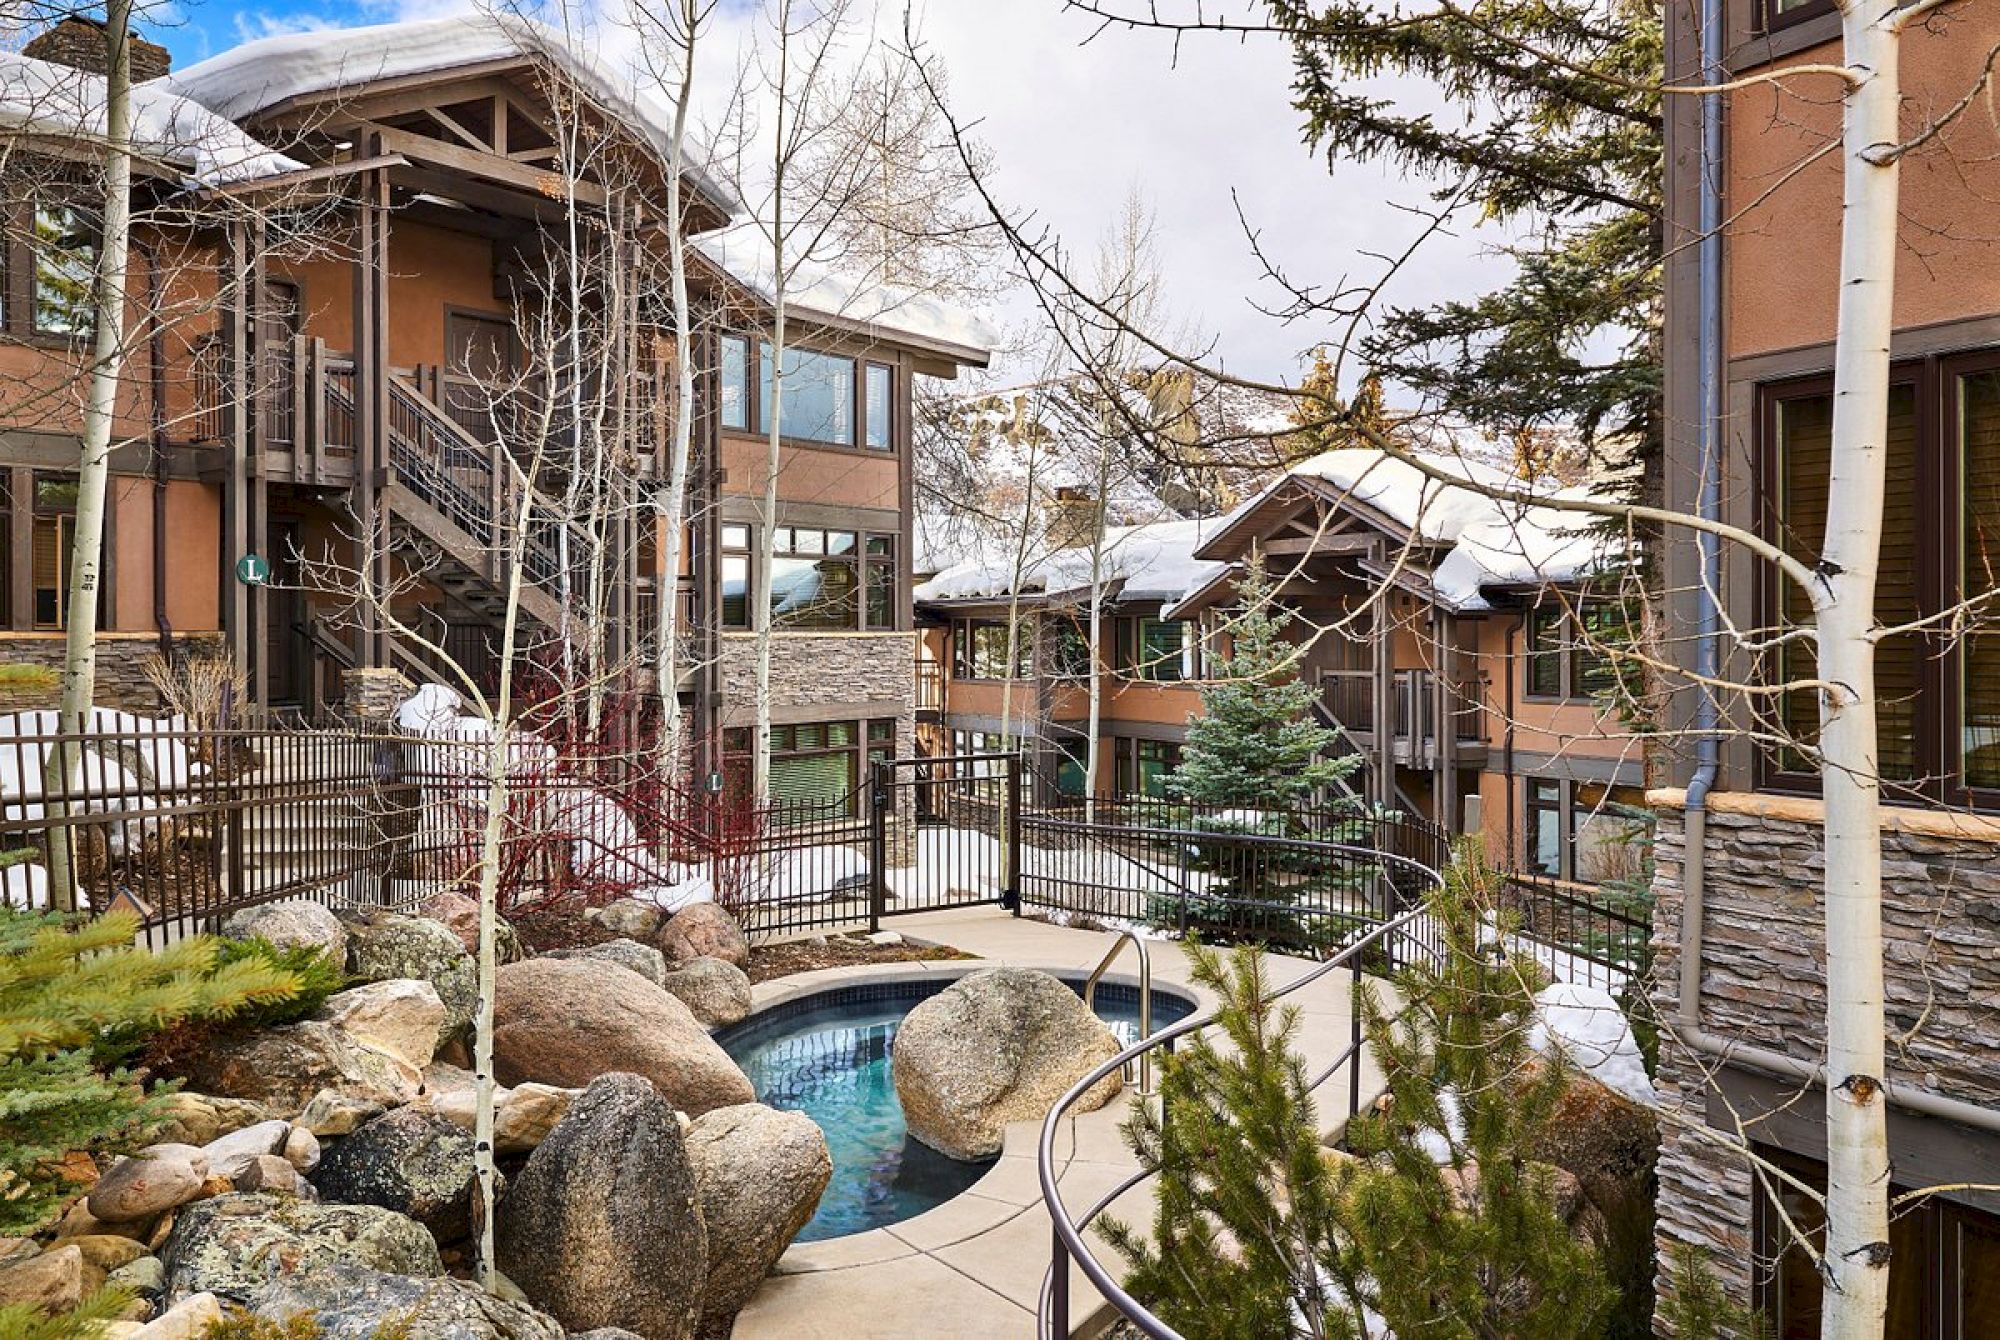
[892,968,1122,1160]
[88,1146,210,1223]
[149,1093,276,1148]
[311,1108,483,1243]
[179,1021,420,1117]
[656,903,747,969]
[295,1090,386,1138]
[221,900,346,961]
[251,1261,565,1339]
[158,1193,441,1304]
[686,1104,830,1331]
[658,956,753,1028]
[585,897,662,941]
[492,957,753,1115]
[495,1073,706,1340]
[315,978,447,1072]
[547,938,668,986]
[419,890,526,963]
[341,909,478,1047]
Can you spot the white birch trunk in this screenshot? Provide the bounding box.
[655,2,700,770]
[48,0,134,912]
[1814,5,1902,1333]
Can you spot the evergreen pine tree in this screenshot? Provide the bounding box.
[1167,556,1357,812]
[0,910,304,1235]
[1105,850,1618,1338]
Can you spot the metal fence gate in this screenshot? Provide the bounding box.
[863,752,1024,930]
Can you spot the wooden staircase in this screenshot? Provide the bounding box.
[321,368,582,636]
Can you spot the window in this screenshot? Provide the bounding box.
[1522,778,1647,882]
[1764,376,1923,786]
[1053,736,1089,797]
[1524,597,1609,701]
[1045,615,1093,680]
[31,473,83,630]
[863,536,896,630]
[1960,369,2000,788]
[1115,737,1181,798]
[720,524,750,628]
[1118,616,1190,682]
[719,335,749,431]
[865,363,893,450]
[714,334,894,448]
[719,523,898,631]
[952,619,1033,680]
[1525,779,1564,877]
[721,717,896,813]
[1761,0,1834,34]
[32,203,97,338]
[1756,1146,2000,1337]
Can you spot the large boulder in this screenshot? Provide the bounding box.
[892,968,1123,1160]
[312,1108,483,1243]
[492,957,753,1115]
[547,938,668,986]
[656,903,747,969]
[419,891,526,964]
[658,957,753,1028]
[685,1104,831,1333]
[342,910,478,1047]
[199,1121,292,1183]
[149,1093,276,1148]
[315,979,447,1072]
[159,1192,442,1304]
[221,900,346,961]
[251,1262,564,1339]
[178,1021,421,1117]
[0,1245,91,1312]
[495,1073,706,1340]
[586,897,663,941]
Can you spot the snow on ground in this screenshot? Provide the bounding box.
[1530,981,1657,1106]
[0,861,48,910]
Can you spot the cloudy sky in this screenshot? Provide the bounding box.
[146,0,1508,387]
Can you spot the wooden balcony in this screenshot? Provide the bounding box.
[1319,668,1486,768]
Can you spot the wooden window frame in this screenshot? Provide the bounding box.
[1759,0,1836,36]
[1755,361,1952,803]
[717,332,897,456]
[722,522,902,633]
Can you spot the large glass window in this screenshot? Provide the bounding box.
[718,523,895,631]
[1525,779,1564,878]
[1524,597,1610,701]
[721,717,897,814]
[1118,617,1190,682]
[32,473,80,630]
[761,344,855,445]
[713,333,894,448]
[952,619,1033,680]
[32,203,97,338]
[1770,383,1921,781]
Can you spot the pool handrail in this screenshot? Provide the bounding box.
[1081,929,1154,1097]
[1035,841,1448,1339]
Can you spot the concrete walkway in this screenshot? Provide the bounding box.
[732,908,1388,1340]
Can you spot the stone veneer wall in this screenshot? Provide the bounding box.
[0,633,224,713]
[1648,797,2000,1325]
[716,631,918,758]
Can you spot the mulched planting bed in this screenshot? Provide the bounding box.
[747,934,978,984]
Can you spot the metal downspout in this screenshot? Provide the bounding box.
[1679,0,1725,1030]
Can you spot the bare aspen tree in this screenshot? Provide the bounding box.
[44,0,132,912]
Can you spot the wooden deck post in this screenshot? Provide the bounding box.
[352,152,392,668]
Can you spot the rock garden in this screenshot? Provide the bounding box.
[0,892,843,1339]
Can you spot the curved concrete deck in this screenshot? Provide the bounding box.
[732,907,1387,1340]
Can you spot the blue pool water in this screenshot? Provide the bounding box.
[717,978,1194,1242]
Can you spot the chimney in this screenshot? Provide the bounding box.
[23,17,173,82]
[1045,486,1101,551]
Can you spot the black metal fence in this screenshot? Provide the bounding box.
[1495,870,1653,990]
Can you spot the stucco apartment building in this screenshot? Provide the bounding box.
[917,448,1648,887]
[0,16,990,798]
[1653,0,2000,1329]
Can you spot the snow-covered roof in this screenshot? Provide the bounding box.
[0,51,300,186]
[162,14,734,213]
[915,516,1228,608]
[1181,445,1620,615]
[698,223,998,364]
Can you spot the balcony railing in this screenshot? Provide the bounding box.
[914,658,945,715]
[1320,668,1484,746]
